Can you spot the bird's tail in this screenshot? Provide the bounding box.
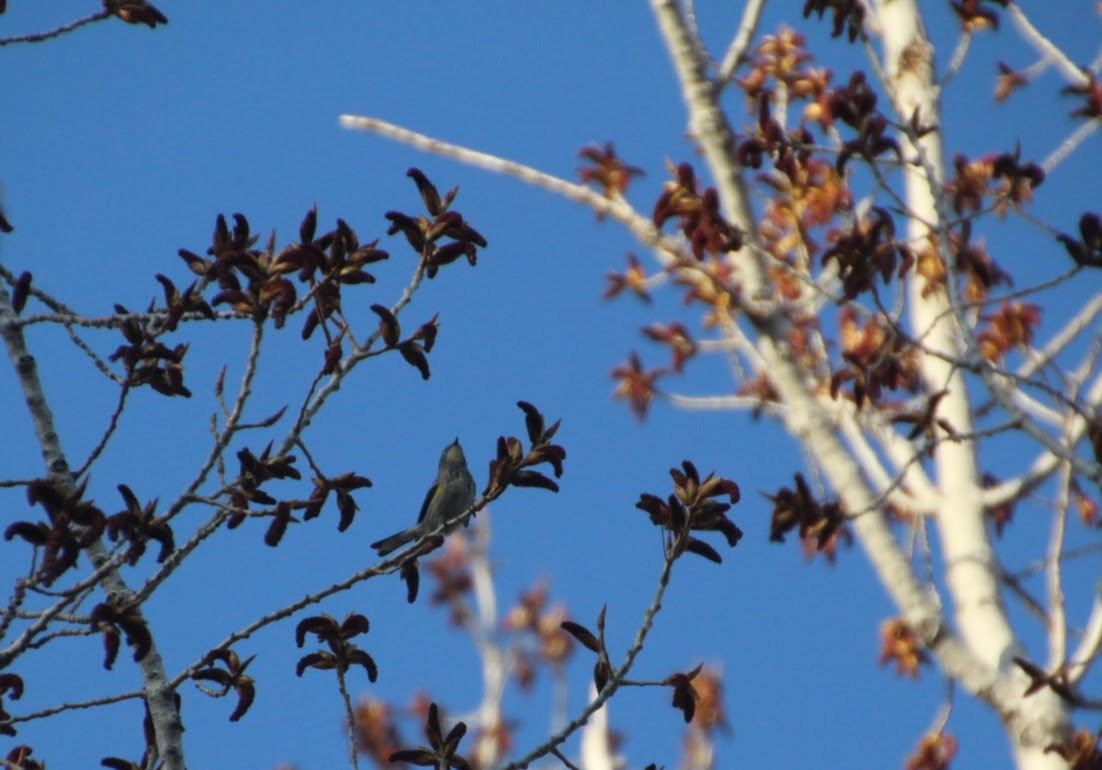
[370,527,417,556]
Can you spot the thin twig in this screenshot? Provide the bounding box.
[63,322,124,384]
[999,565,1050,625]
[664,392,784,415]
[1041,119,1102,175]
[716,0,767,86]
[983,367,1102,511]
[836,408,933,516]
[169,495,488,689]
[549,747,581,770]
[15,308,240,329]
[281,257,430,457]
[339,115,681,259]
[1007,542,1102,581]
[1068,590,1102,686]
[1046,452,1071,669]
[133,320,268,605]
[1005,3,1091,86]
[28,625,96,649]
[1016,294,1102,381]
[0,11,111,47]
[336,669,361,770]
[158,319,266,528]
[0,579,28,643]
[0,546,133,666]
[171,561,387,687]
[497,551,678,770]
[74,384,131,479]
[939,33,972,88]
[6,689,144,724]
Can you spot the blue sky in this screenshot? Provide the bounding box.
[2,2,1101,769]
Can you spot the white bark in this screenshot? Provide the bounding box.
[875,0,1017,672]
[651,0,1074,765]
[875,2,1070,765]
[579,689,621,770]
[649,0,969,664]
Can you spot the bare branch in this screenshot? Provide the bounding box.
[836,406,937,516]
[1017,294,1102,380]
[74,384,131,479]
[336,668,361,770]
[1068,590,1102,686]
[7,689,144,725]
[497,546,677,770]
[0,11,111,47]
[984,368,1102,510]
[939,32,973,88]
[550,746,583,770]
[1006,2,1091,87]
[646,0,1025,717]
[717,0,767,85]
[1041,119,1102,175]
[665,392,784,415]
[0,277,186,769]
[1046,455,1072,669]
[338,115,682,258]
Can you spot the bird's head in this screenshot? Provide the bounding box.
[441,438,466,466]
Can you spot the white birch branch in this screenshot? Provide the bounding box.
[1068,591,1102,686]
[873,1,1072,765]
[1046,458,1071,670]
[648,0,1018,715]
[717,0,767,85]
[1006,3,1091,87]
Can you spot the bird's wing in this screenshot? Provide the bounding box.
[415,482,437,524]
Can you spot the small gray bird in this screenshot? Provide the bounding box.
[370,438,476,556]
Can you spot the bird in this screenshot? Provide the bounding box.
[370,438,476,556]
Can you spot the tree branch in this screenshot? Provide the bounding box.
[1005,3,1091,87]
[0,272,186,769]
[0,11,110,47]
[716,0,767,86]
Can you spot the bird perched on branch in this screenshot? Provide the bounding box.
[371,439,476,556]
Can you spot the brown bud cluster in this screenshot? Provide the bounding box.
[950,0,1007,31]
[878,618,928,678]
[388,702,472,770]
[295,613,377,682]
[822,207,912,300]
[577,142,644,199]
[5,479,107,586]
[765,473,848,561]
[904,731,958,770]
[831,308,919,409]
[503,581,577,685]
[802,0,864,42]
[653,162,744,259]
[192,649,256,722]
[385,169,487,279]
[635,460,742,564]
[91,601,152,670]
[612,352,666,421]
[484,402,566,499]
